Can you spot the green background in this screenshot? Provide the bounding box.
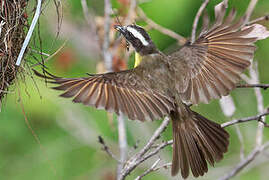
[1,0,269,179]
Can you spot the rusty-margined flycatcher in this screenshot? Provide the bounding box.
[34,6,267,178]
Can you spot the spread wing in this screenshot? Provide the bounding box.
[33,69,175,121]
[171,8,258,104]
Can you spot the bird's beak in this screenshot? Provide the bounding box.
[114,25,126,34]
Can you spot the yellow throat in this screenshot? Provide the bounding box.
[134,52,142,68]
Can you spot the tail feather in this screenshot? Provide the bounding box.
[171,108,229,178]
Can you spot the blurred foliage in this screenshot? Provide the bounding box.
[1,0,269,180]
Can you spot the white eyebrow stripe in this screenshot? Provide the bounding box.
[126,26,149,46]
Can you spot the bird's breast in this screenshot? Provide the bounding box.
[136,55,174,97]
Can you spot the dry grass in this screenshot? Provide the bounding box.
[0,0,28,101]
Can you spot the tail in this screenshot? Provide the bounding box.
[171,107,229,178]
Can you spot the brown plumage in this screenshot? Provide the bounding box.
[34,7,263,179]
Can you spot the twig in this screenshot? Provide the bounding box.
[135,162,172,180]
[119,117,170,180]
[103,0,113,72]
[124,0,137,25]
[135,158,161,180]
[137,7,186,45]
[31,39,67,67]
[16,80,56,175]
[81,0,91,25]
[244,0,258,24]
[30,48,50,57]
[117,115,128,179]
[240,74,252,84]
[80,0,101,53]
[98,135,121,163]
[250,62,266,147]
[236,83,269,90]
[16,0,42,66]
[139,140,173,165]
[218,142,269,180]
[191,0,210,43]
[137,110,269,164]
[221,110,269,128]
[235,125,245,160]
[247,14,269,25]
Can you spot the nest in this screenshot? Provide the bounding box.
[0,0,28,101]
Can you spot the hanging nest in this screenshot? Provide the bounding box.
[0,0,28,101]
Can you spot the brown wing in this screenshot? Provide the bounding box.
[33,69,175,121]
[171,8,258,104]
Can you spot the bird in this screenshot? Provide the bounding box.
[34,6,264,179]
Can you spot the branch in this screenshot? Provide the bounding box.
[235,125,245,160]
[191,0,210,43]
[236,83,269,90]
[244,0,258,24]
[133,110,269,168]
[80,0,101,53]
[103,0,113,72]
[98,136,121,163]
[221,110,269,128]
[218,142,269,180]
[135,158,161,180]
[124,0,137,25]
[119,117,170,180]
[135,159,172,180]
[31,40,67,67]
[117,115,128,179]
[118,109,269,179]
[16,0,42,66]
[247,14,269,25]
[137,7,186,45]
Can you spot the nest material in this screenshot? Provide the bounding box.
[0,0,28,101]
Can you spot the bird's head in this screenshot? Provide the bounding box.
[114,24,157,55]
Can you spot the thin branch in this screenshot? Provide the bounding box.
[103,0,113,72]
[135,162,172,180]
[138,111,269,164]
[221,110,269,128]
[139,140,173,165]
[240,74,252,84]
[236,83,269,90]
[30,48,50,57]
[98,136,121,163]
[117,115,128,179]
[247,14,269,25]
[31,39,67,67]
[118,109,269,179]
[191,0,210,43]
[235,125,245,160]
[80,0,101,53]
[81,0,91,25]
[124,0,137,25]
[16,0,42,66]
[137,7,186,45]
[244,0,258,24]
[135,158,161,180]
[16,81,56,174]
[250,62,266,147]
[119,117,170,180]
[133,117,170,159]
[218,142,269,180]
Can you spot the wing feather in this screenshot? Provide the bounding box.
[171,8,260,104]
[33,69,174,121]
